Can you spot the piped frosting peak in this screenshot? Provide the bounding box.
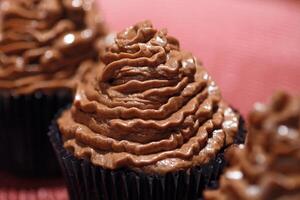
[58,21,239,174]
[205,92,300,200]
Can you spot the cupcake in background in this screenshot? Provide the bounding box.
[204,92,300,200]
[0,0,107,176]
[49,21,245,200]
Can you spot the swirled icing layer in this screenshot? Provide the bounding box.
[0,0,106,94]
[205,92,300,200]
[58,21,239,174]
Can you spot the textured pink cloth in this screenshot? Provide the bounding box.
[1,0,300,199]
[0,173,67,200]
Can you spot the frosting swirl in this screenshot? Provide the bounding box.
[58,21,239,174]
[205,92,300,200]
[0,0,106,94]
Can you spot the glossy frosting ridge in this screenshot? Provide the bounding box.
[205,92,300,200]
[58,21,239,174]
[0,0,106,94]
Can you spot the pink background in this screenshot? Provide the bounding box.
[1,0,300,199]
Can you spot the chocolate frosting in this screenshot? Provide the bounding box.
[58,21,239,174]
[205,92,300,200]
[0,0,106,94]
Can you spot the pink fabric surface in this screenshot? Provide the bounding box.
[1,0,300,199]
[0,173,67,200]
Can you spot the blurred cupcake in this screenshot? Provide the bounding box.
[205,92,300,200]
[49,21,245,199]
[0,0,107,176]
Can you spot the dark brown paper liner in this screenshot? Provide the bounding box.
[0,90,72,177]
[48,110,245,200]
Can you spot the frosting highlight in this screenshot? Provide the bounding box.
[58,21,239,174]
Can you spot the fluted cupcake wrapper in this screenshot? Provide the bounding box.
[48,110,245,200]
[0,90,72,177]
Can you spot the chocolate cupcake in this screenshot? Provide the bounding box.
[49,21,245,199]
[204,92,300,200]
[0,0,106,176]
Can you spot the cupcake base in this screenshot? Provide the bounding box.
[48,110,246,200]
[0,90,72,177]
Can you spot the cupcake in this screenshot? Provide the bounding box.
[204,92,300,200]
[49,21,245,199]
[0,0,106,176]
